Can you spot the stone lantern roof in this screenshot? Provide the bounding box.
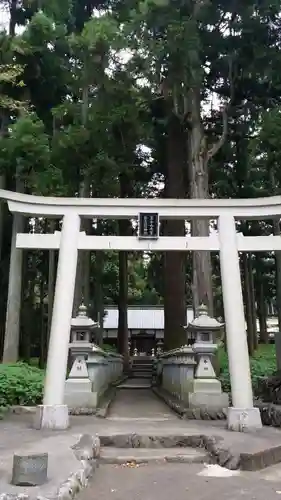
[71,303,99,330]
[187,304,224,332]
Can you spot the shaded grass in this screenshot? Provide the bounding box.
[219,344,277,394]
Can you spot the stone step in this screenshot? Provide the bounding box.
[131,368,153,373]
[118,381,151,389]
[131,373,152,379]
[131,365,153,369]
[131,359,154,363]
[131,361,154,366]
[131,368,153,372]
[131,364,153,368]
[131,356,153,361]
[132,364,153,368]
[131,371,153,374]
[131,365,153,372]
[100,447,209,465]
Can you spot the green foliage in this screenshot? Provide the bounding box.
[0,363,44,408]
[0,113,55,191]
[219,345,276,395]
[250,107,281,191]
[102,343,118,353]
[81,14,120,49]
[0,33,27,111]
[22,11,60,48]
[97,251,161,305]
[40,0,73,24]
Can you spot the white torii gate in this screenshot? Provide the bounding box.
[2,190,281,431]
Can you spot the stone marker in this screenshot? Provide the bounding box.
[11,453,48,486]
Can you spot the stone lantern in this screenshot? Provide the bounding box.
[70,303,99,345]
[187,304,223,344]
[186,304,228,410]
[64,303,99,409]
[156,339,164,356]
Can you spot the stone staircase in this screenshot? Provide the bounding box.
[130,357,154,380]
[117,356,154,388]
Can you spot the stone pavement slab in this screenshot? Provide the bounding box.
[77,463,281,500]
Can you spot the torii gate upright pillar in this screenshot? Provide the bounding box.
[219,214,262,431]
[34,212,81,430]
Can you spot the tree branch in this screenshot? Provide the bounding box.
[207,104,228,159]
[207,56,234,160]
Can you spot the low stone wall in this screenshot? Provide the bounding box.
[87,350,124,402]
[156,344,228,411]
[153,386,227,420]
[156,346,196,403]
[65,347,123,410]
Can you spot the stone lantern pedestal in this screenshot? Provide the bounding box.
[186,304,229,410]
[64,304,99,409]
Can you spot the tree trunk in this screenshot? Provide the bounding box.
[39,275,47,369]
[73,84,90,314]
[117,246,129,369]
[94,250,104,346]
[273,218,281,368]
[274,219,281,329]
[256,262,269,344]
[188,90,213,316]
[191,218,213,315]
[47,220,56,336]
[0,175,5,264]
[73,181,91,313]
[21,249,34,363]
[0,194,13,359]
[269,169,281,367]
[117,172,132,368]
[0,113,9,357]
[164,114,186,350]
[2,211,24,362]
[9,0,18,37]
[242,253,255,356]
[248,253,258,350]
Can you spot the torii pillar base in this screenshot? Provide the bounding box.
[33,405,69,430]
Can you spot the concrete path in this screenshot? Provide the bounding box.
[108,389,177,421]
[78,463,281,500]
